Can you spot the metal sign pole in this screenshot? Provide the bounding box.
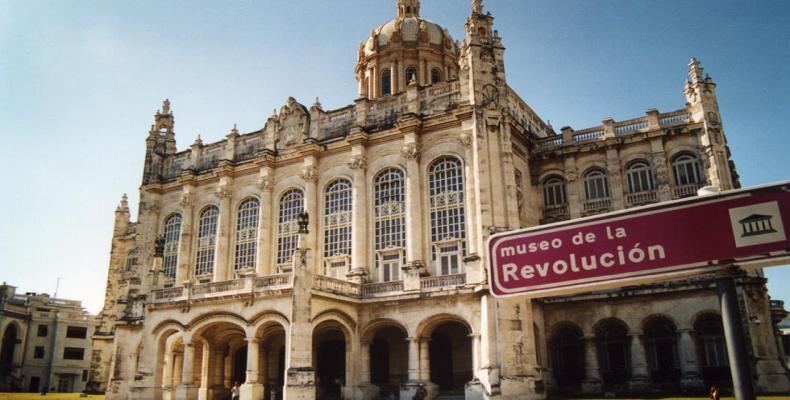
[716,275,756,400]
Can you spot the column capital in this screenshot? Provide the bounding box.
[246,337,261,344]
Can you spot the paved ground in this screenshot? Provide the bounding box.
[0,394,105,400]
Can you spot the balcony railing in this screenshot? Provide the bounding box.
[625,190,659,207]
[583,198,613,213]
[150,273,292,304]
[191,279,245,296]
[313,275,362,298]
[153,287,184,301]
[673,183,703,198]
[421,274,466,290]
[255,274,291,290]
[362,281,404,297]
[542,204,569,219]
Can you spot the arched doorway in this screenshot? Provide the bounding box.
[549,323,584,387]
[369,325,407,397]
[0,324,18,377]
[313,322,347,400]
[257,323,287,400]
[644,317,680,384]
[195,321,248,399]
[596,318,630,389]
[428,321,472,395]
[694,313,730,386]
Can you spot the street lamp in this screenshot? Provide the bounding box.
[297,211,309,234]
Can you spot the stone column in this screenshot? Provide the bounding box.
[629,333,650,390]
[241,338,264,400]
[402,132,425,272]
[199,344,210,400]
[419,338,430,381]
[210,349,225,395]
[301,155,319,259]
[650,138,672,202]
[176,341,199,399]
[581,337,602,394]
[470,334,481,372]
[257,166,274,275]
[214,175,233,282]
[460,131,479,256]
[173,352,183,389]
[223,353,232,388]
[564,157,581,219]
[677,329,702,388]
[176,183,195,284]
[359,341,371,384]
[163,351,175,390]
[407,337,420,381]
[259,346,269,388]
[348,141,369,283]
[606,147,625,210]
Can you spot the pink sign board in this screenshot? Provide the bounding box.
[487,182,790,298]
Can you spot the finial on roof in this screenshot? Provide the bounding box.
[472,0,483,14]
[231,123,239,135]
[162,99,171,114]
[688,57,704,83]
[116,193,129,213]
[194,135,203,146]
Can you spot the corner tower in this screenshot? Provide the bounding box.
[355,0,459,99]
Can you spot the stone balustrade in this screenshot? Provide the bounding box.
[313,275,363,297]
[583,198,613,213]
[542,204,569,220]
[625,190,659,207]
[361,280,404,297]
[673,183,703,198]
[420,273,466,290]
[149,273,292,304]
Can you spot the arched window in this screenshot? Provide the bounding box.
[583,169,610,200]
[234,198,260,270]
[277,189,304,266]
[695,313,730,384]
[543,176,567,206]
[162,214,182,279]
[626,160,656,193]
[374,168,406,281]
[671,153,703,186]
[195,206,219,277]
[405,66,418,85]
[549,323,584,386]
[323,180,352,278]
[381,69,392,96]
[596,319,630,386]
[429,156,466,275]
[431,68,442,84]
[644,317,680,384]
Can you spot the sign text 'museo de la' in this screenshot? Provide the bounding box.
[487,182,790,298]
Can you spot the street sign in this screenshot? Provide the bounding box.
[487,181,790,298]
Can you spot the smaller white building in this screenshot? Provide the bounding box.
[0,283,96,393]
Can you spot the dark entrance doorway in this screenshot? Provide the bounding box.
[232,346,247,385]
[369,325,407,396]
[428,321,472,394]
[314,327,346,400]
[0,324,17,377]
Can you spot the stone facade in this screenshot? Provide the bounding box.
[92,1,790,399]
[0,284,95,393]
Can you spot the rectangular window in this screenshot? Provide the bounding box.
[37,324,48,337]
[438,244,460,275]
[63,347,85,360]
[66,326,88,339]
[382,253,401,281]
[82,370,88,382]
[34,346,45,359]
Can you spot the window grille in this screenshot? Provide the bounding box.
[162,214,181,279]
[543,176,567,206]
[323,180,353,259]
[429,157,466,269]
[277,189,304,265]
[124,251,137,272]
[583,169,610,200]
[195,206,219,276]
[234,198,260,270]
[671,154,703,185]
[374,169,406,269]
[381,69,392,96]
[626,161,656,193]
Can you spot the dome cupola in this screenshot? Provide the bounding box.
[355,0,459,99]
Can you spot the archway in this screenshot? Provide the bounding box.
[369,325,407,397]
[195,320,248,399]
[644,317,680,384]
[313,322,347,400]
[428,320,472,394]
[0,324,18,377]
[595,318,630,389]
[694,313,730,386]
[258,323,287,400]
[549,323,584,387]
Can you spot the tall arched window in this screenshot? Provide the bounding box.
[644,317,680,384]
[405,66,418,85]
[626,160,656,193]
[543,176,567,206]
[596,318,630,386]
[671,153,703,186]
[323,180,352,278]
[549,323,584,387]
[583,169,610,200]
[277,189,304,266]
[431,68,442,84]
[381,69,392,96]
[429,156,466,275]
[374,168,406,281]
[234,198,260,270]
[195,206,219,277]
[162,214,182,279]
[695,313,730,384]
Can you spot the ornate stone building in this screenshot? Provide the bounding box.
[92,1,790,399]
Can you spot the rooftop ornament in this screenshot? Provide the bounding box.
[297,211,309,234]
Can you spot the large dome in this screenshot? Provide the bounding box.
[363,16,455,57]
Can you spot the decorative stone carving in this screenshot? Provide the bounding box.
[275,97,310,149]
[481,84,499,109]
[566,170,578,183]
[459,132,473,148]
[179,192,193,207]
[301,166,318,182]
[215,187,231,199]
[401,143,421,160]
[349,156,368,170]
[257,176,273,190]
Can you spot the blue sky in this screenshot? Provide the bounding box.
[0,0,788,314]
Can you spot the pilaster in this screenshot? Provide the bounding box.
[214,167,233,282]
[348,130,369,283]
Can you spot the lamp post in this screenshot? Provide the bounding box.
[297,211,309,234]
